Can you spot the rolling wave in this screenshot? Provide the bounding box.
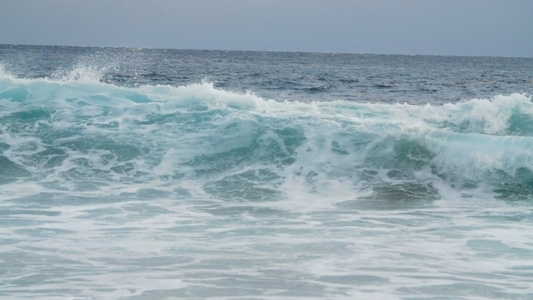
[1,70,532,202]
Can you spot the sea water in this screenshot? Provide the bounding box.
[1,45,533,299]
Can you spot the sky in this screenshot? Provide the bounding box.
[1,0,532,57]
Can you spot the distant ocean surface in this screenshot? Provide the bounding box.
[1,44,533,299]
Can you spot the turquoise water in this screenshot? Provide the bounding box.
[1,45,533,299]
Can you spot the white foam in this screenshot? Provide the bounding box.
[55,65,106,83]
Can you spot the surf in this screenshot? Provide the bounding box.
[1,70,532,204]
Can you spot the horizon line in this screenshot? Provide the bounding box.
[1,43,531,59]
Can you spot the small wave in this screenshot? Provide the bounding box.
[0,61,109,85]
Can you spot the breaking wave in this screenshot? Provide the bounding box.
[1,70,532,203]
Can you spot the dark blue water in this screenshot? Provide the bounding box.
[1,44,533,299]
[3,45,532,103]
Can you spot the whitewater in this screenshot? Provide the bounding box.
[1,45,533,299]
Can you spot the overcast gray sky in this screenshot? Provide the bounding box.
[1,0,532,57]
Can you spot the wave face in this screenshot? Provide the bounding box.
[2,47,533,299]
[1,73,532,202]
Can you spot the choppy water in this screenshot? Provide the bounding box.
[1,45,533,299]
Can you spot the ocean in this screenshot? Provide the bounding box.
[1,44,533,299]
